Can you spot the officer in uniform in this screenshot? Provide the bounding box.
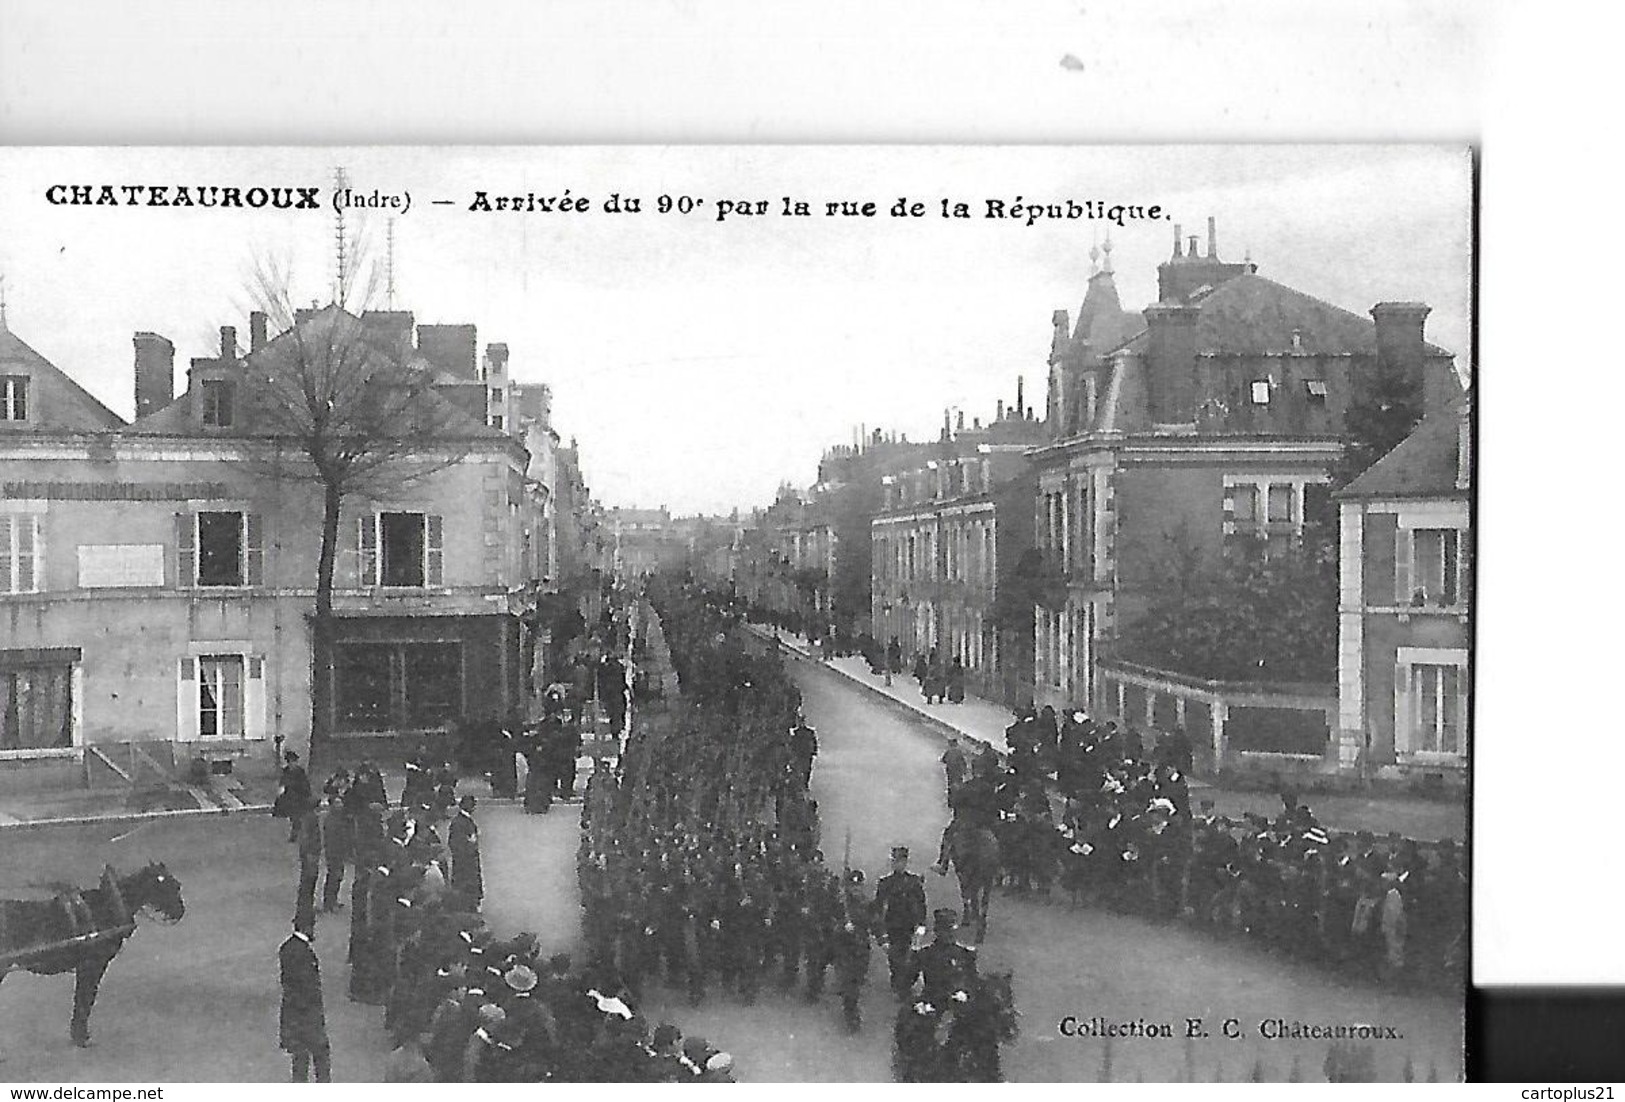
[909,908,979,1008]
[874,845,927,995]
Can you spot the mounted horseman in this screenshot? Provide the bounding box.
[0,862,186,1048]
[934,749,1002,943]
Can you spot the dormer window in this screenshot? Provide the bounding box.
[1,375,28,421]
[200,379,235,427]
[1249,379,1271,405]
[1305,379,1328,404]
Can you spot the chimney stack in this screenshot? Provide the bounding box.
[1207,216,1217,259]
[1172,224,1183,259]
[1369,301,1438,412]
[1016,375,1025,416]
[1188,234,1200,258]
[1142,303,1202,424]
[997,399,1005,421]
[219,326,236,360]
[132,332,175,420]
[955,410,965,432]
[250,311,268,351]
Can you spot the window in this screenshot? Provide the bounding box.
[1250,379,1271,405]
[363,511,444,587]
[1,375,28,421]
[1405,662,1465,755]
[178,511,261,587]
[489,414,505,432]
[489,387,503,404]
[1267,485,1294,524]
[1305,379,1328,403]
[1407,527,1461,606]
[334,641,463,732]
[1230,484,1258,524]
[1,659,74,751]
[1,514,43,594]
[196,655,245,738]
[197,512,244,586]
[199,379,234,427]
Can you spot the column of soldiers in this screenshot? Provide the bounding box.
[280,742,737,1082]
[574,579,1016,1081]
[975,706,1465,990]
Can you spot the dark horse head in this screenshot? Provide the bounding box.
[125,862,185,924]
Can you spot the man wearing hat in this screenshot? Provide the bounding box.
[909,908,980,1009]
[874,845,927,995]
[832,868,874,1031]
[278,915,331,1082]
[449,794,484,911]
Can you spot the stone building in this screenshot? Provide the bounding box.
[1031,221,1461,779]
[0,306,552,792]
[871,396,1047,703]
[1335,396,1470,786]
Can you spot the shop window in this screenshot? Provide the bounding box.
[0,660,73,750]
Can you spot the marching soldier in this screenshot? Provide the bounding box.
[832,869,874,1031]
[874,845,927,995]
[908,908,979,1008]
[448,795,484,911]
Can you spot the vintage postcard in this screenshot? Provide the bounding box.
[0,145,1470,1083]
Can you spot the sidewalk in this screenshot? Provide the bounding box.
[751,624,1464,843]
[753,625,1011,754]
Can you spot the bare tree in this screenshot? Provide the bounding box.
[237,249,477,761]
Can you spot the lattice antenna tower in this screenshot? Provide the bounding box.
[385,217,397,309]
[332,166,350,306]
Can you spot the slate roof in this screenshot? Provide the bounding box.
[1111,273,1453,358]
[0,326,126,432]
[125,306,505,442]
[1339,408,1467,498]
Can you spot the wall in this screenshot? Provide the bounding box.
[0,436,528,780]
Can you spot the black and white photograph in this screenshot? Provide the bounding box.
[0,144,1471,1083]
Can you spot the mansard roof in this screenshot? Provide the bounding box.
[1112,273,1453,359]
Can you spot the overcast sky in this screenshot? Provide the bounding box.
[0,146,1470,515]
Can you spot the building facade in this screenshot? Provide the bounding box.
[1031,221,1461,781]
[871,399,1045,703]
[1,307,550,791]
[1335,398,1470,785]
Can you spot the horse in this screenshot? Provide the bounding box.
[0,862,185,1048]
[944,970,1020,1082]
[937,820,1000,943]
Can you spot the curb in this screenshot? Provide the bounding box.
[752,625,1006,752]
[0,801,276,833]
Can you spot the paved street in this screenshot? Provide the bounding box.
[2,652,1462,1083]
[629,652,1463,1082]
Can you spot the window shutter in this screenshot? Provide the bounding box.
[175,512,195,587]
[245,655,266,741]
[359,514,378,587]
[1393,527,1413,605]
[426,514,444,585]
[244,513,264,586]
[30,516,44,593]
[1393,662,1411,755]
[176,657,198,742]
[0,514,12,593]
